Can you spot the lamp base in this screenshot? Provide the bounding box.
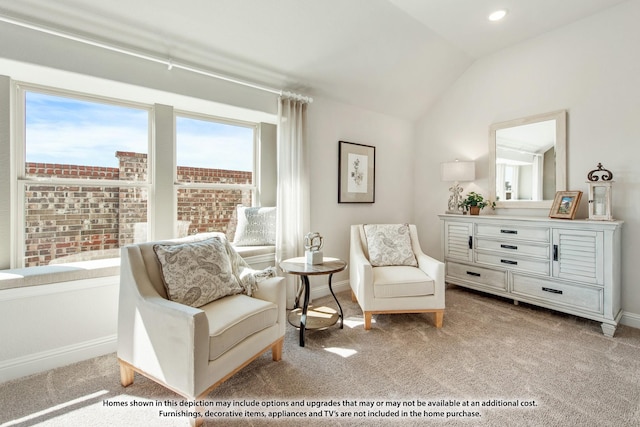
[447,182,465,215]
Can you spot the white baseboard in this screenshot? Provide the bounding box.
[310,279,350,300]
[620,311,640,330]
[0,334,117,384]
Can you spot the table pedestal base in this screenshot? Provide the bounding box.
[287,305,339,330]
[280,257,347,347]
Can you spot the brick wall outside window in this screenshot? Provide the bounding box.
[23,152,252,267]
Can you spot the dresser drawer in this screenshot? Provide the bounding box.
[475,238,549,258]
[476,252,550,275]
[447,261,507,291]
[512,273,603,314]
[476,224,549,242]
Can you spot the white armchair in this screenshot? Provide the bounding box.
[350,224,445,330]
[117,233,285,426]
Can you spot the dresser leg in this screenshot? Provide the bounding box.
[600,322,616,337]
[513,300,519,306]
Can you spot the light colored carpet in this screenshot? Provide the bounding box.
[1,285,639,426]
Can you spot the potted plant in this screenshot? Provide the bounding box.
[460,192,496,215]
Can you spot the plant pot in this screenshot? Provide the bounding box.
[469,206,481,216]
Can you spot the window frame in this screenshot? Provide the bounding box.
[174,110,259,191]
[173,110,259,237]
[13,83,153,268]
[11,82,267,270]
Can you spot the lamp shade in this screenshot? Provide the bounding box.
[440,161,475,182]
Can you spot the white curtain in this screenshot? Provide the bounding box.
[276,96,310,308]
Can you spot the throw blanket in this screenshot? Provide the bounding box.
[223,237,276,296]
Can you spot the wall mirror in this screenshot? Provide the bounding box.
[489,110,567,209]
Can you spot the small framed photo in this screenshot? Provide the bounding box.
[549,191,582,219]
[338,141,375,203]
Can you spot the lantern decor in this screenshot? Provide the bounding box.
[586,163,614,221]
[304,231,324,264]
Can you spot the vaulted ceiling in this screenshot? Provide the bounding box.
[0,0,629,120]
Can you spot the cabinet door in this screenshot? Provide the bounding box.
[444,221,473,262]
[552,229,604,285]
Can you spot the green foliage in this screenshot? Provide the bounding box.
[459,192,496,211]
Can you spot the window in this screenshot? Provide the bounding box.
[18,87,150,267]
[175,114,256,239]
[12,84,269,271]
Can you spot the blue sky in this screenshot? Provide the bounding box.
[26,91,253,171]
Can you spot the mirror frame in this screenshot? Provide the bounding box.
[489,110,567,209]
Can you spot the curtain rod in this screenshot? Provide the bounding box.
[0,14,313,103]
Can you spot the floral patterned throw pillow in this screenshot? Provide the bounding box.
[154,237,243,307]
[363,224,418,267]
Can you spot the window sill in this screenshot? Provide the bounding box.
[0,245,275,291]
[0,258,121,291]
[232,245,275,258]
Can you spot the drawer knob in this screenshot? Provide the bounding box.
[542,287,563,295]
[501,244,518,250]
[501,259,518,265]
[466,271,481,277]
[501,229,518,234]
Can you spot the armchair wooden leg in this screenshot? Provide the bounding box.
[271,338,283,361]
[119,360,135,387]
[351,290,357,303]
[434,310,444,328]
[364,312,372,330]
[189,415,204,427]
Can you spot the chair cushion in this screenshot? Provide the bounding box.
[201,294,278,361]
[373,266,435,298]
[233,206,276,246]
[364,224,418,267]
[153,236,243,307]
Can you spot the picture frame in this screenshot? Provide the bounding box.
[338,141,375,203]
[549,191,582,219]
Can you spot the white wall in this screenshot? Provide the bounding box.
[414,0,640,327]
[305,96,415,291]
[0,277,119,382]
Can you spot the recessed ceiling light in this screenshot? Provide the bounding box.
[488,9,508,21]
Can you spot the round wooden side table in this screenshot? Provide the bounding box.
[280,257,347,347]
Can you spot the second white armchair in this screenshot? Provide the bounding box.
[349,224,445,330]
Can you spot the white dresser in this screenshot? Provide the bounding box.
[439,214,623,336]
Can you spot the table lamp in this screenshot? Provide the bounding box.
[441,160,475,214]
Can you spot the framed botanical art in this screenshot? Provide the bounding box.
[338,141,375,203]
[549,191,582,219]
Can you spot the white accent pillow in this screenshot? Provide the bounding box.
[154,236,243,307]
[364,224,418,267]
[233,206,276,246]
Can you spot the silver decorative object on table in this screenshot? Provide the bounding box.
[304,232,324,264]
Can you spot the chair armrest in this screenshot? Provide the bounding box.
[415,251,445,290]
[252,276,284,304]
[349,225,373,307]
[252,276,286,335]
